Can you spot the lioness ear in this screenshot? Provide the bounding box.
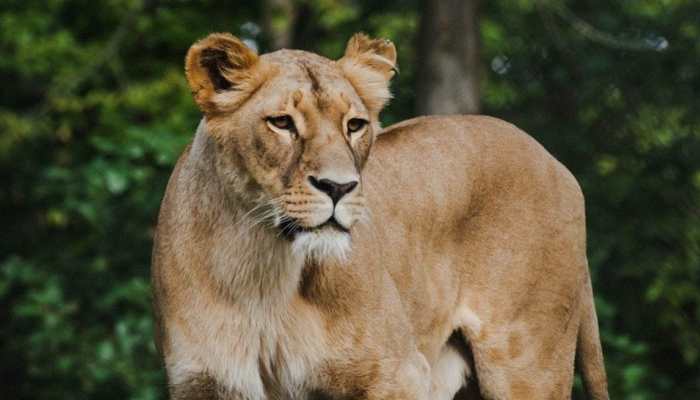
[338,33,397,114]
[185,33,265,115]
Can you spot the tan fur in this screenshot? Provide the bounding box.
[152,33,608,399]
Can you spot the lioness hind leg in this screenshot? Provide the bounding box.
[458,324,577,400]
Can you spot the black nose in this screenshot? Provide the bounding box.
[308,176,358,204]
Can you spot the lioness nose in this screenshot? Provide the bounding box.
[308,176,358,204]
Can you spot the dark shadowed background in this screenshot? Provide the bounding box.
[1,0,699,398]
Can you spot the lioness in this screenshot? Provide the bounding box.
[152,32,609,400]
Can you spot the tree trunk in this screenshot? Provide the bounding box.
[262,0,295,50]
[261,0,321,52]
[416,0,481,115]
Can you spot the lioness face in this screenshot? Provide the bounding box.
[185,33,396,261]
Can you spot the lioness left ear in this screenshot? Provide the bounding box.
[338,33,398,114]
[185,33,266,115]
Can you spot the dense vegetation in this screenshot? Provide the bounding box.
[1,0,698,398]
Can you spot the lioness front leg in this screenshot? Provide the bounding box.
[359,375,430,400]
[169,373,244,400]
[169,375,220,400]
[349,353,433,400]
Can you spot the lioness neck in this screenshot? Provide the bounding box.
[179,121,306,309]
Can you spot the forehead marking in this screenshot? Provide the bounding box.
[303,63,322,94]
[298,60,332,110]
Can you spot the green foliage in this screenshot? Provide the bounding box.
[1,0,698,398]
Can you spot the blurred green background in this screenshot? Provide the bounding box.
[1,0,699,398]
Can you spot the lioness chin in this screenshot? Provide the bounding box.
[152,32,609,400]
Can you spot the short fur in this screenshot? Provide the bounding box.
[152,32,608,400]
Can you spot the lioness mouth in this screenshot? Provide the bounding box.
[279,216,349,239]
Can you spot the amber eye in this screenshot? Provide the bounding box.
[267,115,295,131]
[347,118,368,134]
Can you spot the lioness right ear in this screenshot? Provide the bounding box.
[185,33,265,115]
[338,33,398,114]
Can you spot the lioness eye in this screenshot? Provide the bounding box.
[267,115,295,131]
[347,118,368,134]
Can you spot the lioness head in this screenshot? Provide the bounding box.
[185,32,396,261]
